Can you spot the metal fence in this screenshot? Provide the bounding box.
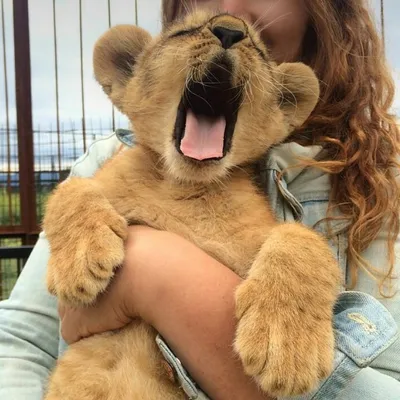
[0,0,142,240]
[0,124,119,227]
[0,0,146,299]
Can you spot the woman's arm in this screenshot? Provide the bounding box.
[60,226,270,400]
[125,227,271,400]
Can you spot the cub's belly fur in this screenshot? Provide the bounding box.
[45,322,186,400]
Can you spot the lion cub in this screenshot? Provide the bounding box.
[43,10,340,400]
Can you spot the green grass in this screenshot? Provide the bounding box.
[0,188,54,300]
[0,190,21,225]
[0,260,20,299]
[0,187,54,226]
[0,238,22,300]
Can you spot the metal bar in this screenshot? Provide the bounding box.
[0,246,34,260]
[79,0,87,151]
[0,226,38,235]
[1,0,13,225]
[17,257,23,275]
[108,0,115,132]
[135,0,138,25]
[52,0,62,172]
[0,228,26,236]
[13,0,37,240]
[380,0,385,53]
[0,258,2,299]
[35,123,41,218]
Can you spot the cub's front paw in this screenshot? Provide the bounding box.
[46,208,128,306]
[234,278,334,397]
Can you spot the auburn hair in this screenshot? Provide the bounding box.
[161,0,400,296]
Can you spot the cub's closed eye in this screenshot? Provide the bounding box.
[169,27,201,38]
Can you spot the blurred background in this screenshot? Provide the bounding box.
[0,0,398,300]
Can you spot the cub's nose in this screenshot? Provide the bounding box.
[212,26,245,49]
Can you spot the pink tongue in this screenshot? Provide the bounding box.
[180,110,226,161]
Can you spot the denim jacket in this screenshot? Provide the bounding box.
[0,130,399,400]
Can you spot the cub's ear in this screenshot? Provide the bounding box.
[93,25,152,110]
[275,62,320,130]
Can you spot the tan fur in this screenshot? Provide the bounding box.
[43,11,340,400]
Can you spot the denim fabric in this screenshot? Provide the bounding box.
[0,132,399,400]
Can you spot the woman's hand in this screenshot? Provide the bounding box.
[58,263,134,344]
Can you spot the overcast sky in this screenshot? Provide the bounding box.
[0,0,399,132]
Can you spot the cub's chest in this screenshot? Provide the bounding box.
[143,176,272,228]
[123,175,275,275]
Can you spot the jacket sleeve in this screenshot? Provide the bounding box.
[0,133,122,399]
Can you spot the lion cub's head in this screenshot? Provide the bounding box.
[94,11,319,183]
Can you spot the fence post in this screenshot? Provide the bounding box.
[13,0,37,244]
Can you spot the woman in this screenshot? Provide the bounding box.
[0,1,399,399]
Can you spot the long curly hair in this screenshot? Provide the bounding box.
[161,0,400,295]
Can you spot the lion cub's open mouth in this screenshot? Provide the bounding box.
[173,55,242,162]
